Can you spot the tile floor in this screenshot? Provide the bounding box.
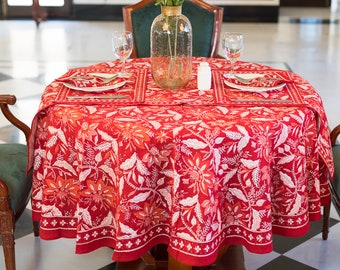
[1,3,340,270]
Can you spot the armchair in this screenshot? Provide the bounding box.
[0,94,39,270]
[330,125,340,214]
[321,124,340,240]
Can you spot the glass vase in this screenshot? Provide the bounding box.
[150,6,192,90]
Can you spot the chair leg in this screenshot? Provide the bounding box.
[0,197,16,270]
[141,250,156,266]
[33,221,40,237]
[322,203,331,240]
[2,233,15,270]
[32,0,46,27]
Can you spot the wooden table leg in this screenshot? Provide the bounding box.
[215,245,229,262]
[168,254,192,270]
[116,245,240,270]
[322,203,331,240]
[168,245,229,270]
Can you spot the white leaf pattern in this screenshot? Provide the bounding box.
[98,129,114,141]
[213,149,221,173]
[180,195,198,206]
[241,159,259,169]
[119,222,137,237]
[280,172,295,188]
[53,160,77,174]
[159,188,172,208]
[171,211,180,226]
[224,131,242,140]
[95,152,102,162]
[194,201,204,223]
[130,191,151,203]
[288,194,302,215]
[238,137,250,152]
[223,168,238,185]
[215,137,224,144]
[251,209,261,231]
[278,155,295,165]
[176,232,197,241]
[99,165,116,181]
[79,168,91,181]
[183,138,208,149]
[229,188,248,202]
[120,153,137,170]
[136,159,150,175]
[76,207,92,226]
[274,124,288,148]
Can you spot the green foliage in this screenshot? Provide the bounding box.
[155,0,185,6]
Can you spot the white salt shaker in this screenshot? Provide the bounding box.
[197,62,211,90]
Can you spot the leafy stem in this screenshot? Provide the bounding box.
[155,0,185,6]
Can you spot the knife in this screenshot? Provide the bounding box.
[67,95,127,99]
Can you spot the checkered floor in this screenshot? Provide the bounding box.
[1,7,340,268]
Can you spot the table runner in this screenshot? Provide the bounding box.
[29,57,334,267]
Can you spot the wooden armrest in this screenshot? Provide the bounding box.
[330,124,340,146]
[0,94,16,105]
[0,94,31,143]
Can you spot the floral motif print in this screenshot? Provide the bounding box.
[30,57,333,266]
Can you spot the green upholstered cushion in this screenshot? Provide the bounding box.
[131,2,216,58]
[0,143,32,215]
[332,145,340,199]
[183,1,214,57]
[132,2,160,58]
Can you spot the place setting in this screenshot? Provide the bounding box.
[57,70,126,92]
[222,32,292,94]
[54,30,142,101]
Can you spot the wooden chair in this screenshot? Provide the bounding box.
[32,0,46,27]
[322,124,340,240]
[329,125,340,213]
[123,0,224,58]
[0,94,39,270]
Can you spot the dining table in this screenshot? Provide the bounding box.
[28,56,334,268]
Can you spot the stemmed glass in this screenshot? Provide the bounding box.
[222,32,244,78]
[112,31,133,77]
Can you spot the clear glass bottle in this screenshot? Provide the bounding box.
[150,6,192,90]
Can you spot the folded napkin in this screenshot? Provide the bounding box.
[56,70,119,87]
[228,74,292,88]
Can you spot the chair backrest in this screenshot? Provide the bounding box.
[123,0,224,58]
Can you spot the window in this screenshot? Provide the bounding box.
[8,0,64,6]
[4,0,71,18]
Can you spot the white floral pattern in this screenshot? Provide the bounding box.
[29,57,334,266]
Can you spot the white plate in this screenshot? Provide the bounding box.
[224,80,286,92]
[63,80,126,92]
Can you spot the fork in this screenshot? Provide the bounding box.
[88,73,119,84]
[233,74,282,85]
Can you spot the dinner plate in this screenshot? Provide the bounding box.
[224,80,286,92]
[63,80,126,92]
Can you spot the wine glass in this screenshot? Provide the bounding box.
[112,31,133,77]
[222,32,244,78]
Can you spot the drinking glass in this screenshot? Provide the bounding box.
[222,32,244,78]
[112,31,133,77]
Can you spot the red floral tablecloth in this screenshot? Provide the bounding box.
[29,57,334,267]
